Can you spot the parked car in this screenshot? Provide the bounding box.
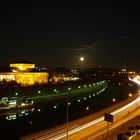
[134,124,140,134]
[128,124,140,134]
[123,130,137,140]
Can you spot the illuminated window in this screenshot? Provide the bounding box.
[0,75,3,79]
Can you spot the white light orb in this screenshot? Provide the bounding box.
[80,57,84,61]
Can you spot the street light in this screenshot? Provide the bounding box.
[128,93,132,97]
[78,86,81,89]
[86,107,89,110]
[66,87,71,140]
[54,105,57,109]
[112,98,116,102]
[78,99,81,102]
[38,90,41,94]
[15,92,18,96]
[68,87,71,91]
[54,89,57,92]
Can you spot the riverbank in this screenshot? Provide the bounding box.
[0,80,107,111]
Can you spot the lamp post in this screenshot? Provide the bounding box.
[66,87,71,140]
[66,99,69,140]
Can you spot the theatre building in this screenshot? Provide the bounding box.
[0,61,49,86]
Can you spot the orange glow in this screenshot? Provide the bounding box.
[0,62,49,86]
[14,72,49,86]
[0,73,15,82]
[0,72,49,86]
[128,93,132,97]
[112,98,116,102]
[50,73,79,84]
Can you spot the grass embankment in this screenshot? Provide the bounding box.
[0,80,108,106]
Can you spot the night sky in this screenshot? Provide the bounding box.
[0,1,140,71]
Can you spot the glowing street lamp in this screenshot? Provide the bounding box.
[86,107,89,110]
[38,90,41,94]
[54,105,57,109]
[112,98,116,102]
[78,99,81,102]
[128,93,132,97]
[15,92,18,96]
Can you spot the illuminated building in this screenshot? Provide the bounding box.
[10,62,35,72]
[0,61,49,86]
[50,72,79,84]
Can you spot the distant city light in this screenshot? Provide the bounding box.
[29,121,33,125]
[112,98,116,102]
[68,87,71,90]
[38,90,41,94]
[15,93,18,96]
[86,107,89,110]
[78,99,81,102]
[128,93,132,97]
[68,102,71,106]
[54,105,57,109]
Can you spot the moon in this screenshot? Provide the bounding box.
[80,57,84,62]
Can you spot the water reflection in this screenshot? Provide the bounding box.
[6,108,34,121]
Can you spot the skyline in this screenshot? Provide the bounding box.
[0,1,140,71]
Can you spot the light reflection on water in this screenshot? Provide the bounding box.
[6,108,35,121]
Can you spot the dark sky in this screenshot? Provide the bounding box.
[0,1,140,71]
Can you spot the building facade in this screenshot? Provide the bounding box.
[0,61,49,86]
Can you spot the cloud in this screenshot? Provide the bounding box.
[63,42,102,52]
